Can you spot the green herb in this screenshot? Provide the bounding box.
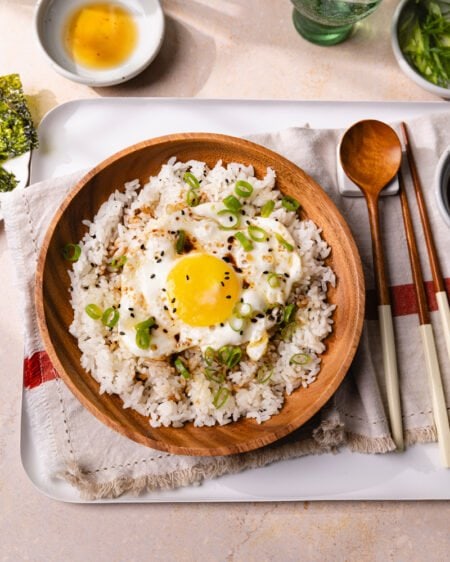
[0,74,38,192]
[223,195,242,212]
[275,233,294,252]
[233,301,253,318]
[85,304,103,320]
[174,357,191,379]
[281,195,300,212]
[62,243,82,262]
[248,224,268,242]
[109,255,127,269]
[289,353,311,366]
[256,365,273,384]
[101,307,120,328]
[260,200,275,217]
[204,346,216,366]
[175,230,186,254]
[134,317,156,350]
[234,179,253,198]
[217,209,240,229]
[399,0,450,87]
[283,303,297,324]
[204,366,225,384]
[183,171,200,189]
[228,315,246,332]
[217,345,242,369]
[212,386,230,408]
[186,188,200,207]
[234,231,253,251]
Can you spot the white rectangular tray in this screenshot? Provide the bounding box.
[26,98,450,502]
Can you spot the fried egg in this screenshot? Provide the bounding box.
[117,206,302,361]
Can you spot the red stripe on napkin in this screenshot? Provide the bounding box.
[366,278,450,320]
[24,351,59,389]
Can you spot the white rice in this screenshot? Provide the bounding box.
[68,159,336,428]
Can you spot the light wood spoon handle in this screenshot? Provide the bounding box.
[436,292,450,362]
[378,304,404,451]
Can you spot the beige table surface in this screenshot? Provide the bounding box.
[1,1,450,561]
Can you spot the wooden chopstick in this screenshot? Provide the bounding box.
[399,169,450,467]
[400,122,450,362]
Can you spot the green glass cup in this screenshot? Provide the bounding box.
[291,0,382,46]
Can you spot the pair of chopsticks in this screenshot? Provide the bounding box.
[399,122,450,467]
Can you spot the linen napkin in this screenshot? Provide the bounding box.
[3,112,449,500]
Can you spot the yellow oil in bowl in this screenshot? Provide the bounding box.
[63,2,138,70]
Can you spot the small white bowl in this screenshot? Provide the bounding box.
[434,147,450,228]
[391,0,450,99]
[34,0,165,87]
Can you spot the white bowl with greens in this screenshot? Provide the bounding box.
[392,0,450,98]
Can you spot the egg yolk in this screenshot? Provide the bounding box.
[166,254,240,327]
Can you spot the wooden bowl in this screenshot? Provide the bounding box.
[36,133,365,456]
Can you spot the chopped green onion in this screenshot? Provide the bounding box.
[217,345,242,369]
[212,386,231,408]
[175,230,186,254]
[289,353,311,366]
[183,171,200,189]
[186,189,200,207]
[101,307,119,328]
[281,195,300,212]
[248,224,268,242]
[229,315,246,332]
[134,317,156,331]
[256,365,273,384]
[109,255,127,269]
[234,232,253,251]
[223,195,242,212]
[267,272,281,288]
[62,243,81,262]
[281,322,297,342]
[204,366,225,384]
[136,329,151,350]
[174,357,191,379]
[233,301,253,318]
[283,303,297,325]
[204,347,216,366]
[235,180,253,198]
[275,233,294,252]
[85,304,102,320]
[217,209,240,230]
[260,200,275,217]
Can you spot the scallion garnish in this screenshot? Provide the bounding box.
[217,209,240,230]
[233,301,253,318]
[235,179,253,198]
[283,303,297,324]
[234,232,253,251]
[183,171,200,189]
[109,255,127,269]
[204,366,225,384]
[260,200,275,217]
[248,224,268,242]
[174,357,191,379]
[204,346,216,366]
[229,315,246,332]
[289,353,311,366]
[134,317,156,350]
[186,189,200,207]
[223,195,242,212]
[275,233,294,252]
[175,230,186,254]
[85,304,102,320]
[101,307,120,328]
[256,365,273,384]
[212,386,231,408]
[217,345,242,369]
[281,195,300,212]
[267,272,281,288]
[281,322,297,342]
[62,243,81,262]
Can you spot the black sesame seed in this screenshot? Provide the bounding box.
[284,273,290,278]
[227,236,234,243]
[162,288,166,292]
[163,328,168,333]
[161,251,165,256]
[220,323,225,327]
[171,298,176,303]
[241,209,246,215]
[128,307,134,311]
[119,331,125,335]
[263,270,268,275]
[92,234,96,239]
[130,313,135,318]
[140,244,145,250]
[150,274,156,279]
[163,305,168,311]
[239,330,244,335]
[186,275,190,280]
[173,308,177,313]
[251,318,257,323]
[226,295,231,299]
[181,210,185,216]
[174,334,180,342]
[257,313,264,319]
[220,281,225,287]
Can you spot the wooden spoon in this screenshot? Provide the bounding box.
[340,119,404,451]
